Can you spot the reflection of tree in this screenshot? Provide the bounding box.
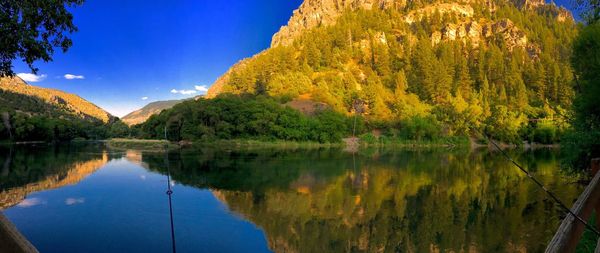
[144,148,582,253]
[0,145,109,209]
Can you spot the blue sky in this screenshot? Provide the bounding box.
[13,0,578,117]
[13,0,303,117]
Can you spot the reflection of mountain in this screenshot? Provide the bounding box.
[144,149,582,253]
[0,146,109,209]
[123,150,149,169]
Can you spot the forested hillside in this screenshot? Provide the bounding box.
[206,0,577,143]
[0,77,122,141]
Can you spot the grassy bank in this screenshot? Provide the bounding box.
[190,139,343,149]
[106,138,179,151]
[106,136,558,152]
[106,138,344,151]
[359,135,472,148]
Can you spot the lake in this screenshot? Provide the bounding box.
[0,143,583,252]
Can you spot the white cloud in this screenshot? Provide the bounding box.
[17,73,47,83]
[65,198,85,205]
[195,85,209,93]
[17,198,45,208]
[64,74,85,80]
[141,97,149,100]
[171,89,197,95]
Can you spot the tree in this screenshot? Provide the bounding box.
[109,121,130,138]
[0,0,84,76]
[571,23,600,127]
[564,23,600,169]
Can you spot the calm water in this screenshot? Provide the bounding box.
[0,144,583,252]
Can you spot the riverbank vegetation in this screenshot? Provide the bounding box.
[132,95,353,143]
[562,22,600,170]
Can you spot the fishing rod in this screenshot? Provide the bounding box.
[164,129,177,253]
[478,130,600,237]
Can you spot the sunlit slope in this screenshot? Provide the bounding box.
[207,0,576,136]
[121,100,184,126]
[0,77,114,123]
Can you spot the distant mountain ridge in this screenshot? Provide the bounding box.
[0,77,114,123]
[121,99,185,125]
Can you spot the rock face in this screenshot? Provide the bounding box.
[0,77,114,123]
[404,3,474,24]
[272,0,407,47]
[514,0,545,9]
[270,0,570,48]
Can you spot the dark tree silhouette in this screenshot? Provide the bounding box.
[0,0,84,76]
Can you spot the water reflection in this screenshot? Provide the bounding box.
[0,144,109,209]
[142,148,581,253]
[0,145,584,252]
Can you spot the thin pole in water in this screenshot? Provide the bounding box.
[164,136,177,253]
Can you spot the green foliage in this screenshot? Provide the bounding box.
[0,0,84,76]
[532,120,560,144]
[136,95,351,143]
[0,89,120,142]
[564,23,600,170]
[216,3,577,143]
[109,121,130,138]
[485,105,527,144]
[398,116,442,141]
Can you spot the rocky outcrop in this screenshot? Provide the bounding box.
[557,7,573,22]
[271,0,570,48]
[430,18,537,56]
[271,0,408,47]
[514,0,545,10]
[404,3,474,24]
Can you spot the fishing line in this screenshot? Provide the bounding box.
[478,130,600,237]
[164,147,177,253]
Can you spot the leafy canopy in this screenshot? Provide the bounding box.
[0,0,83,76]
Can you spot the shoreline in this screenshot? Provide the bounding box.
[1,138,561,151]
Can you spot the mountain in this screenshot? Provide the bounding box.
[270,0,572,47]
[205,0,577,142]
[121,99,185,126]
[0,77,114,123]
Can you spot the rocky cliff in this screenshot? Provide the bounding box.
[272,0,403,47]
[270,0,570,48]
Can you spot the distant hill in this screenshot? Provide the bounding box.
[0,77,114,123]
[122,100,185,125]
